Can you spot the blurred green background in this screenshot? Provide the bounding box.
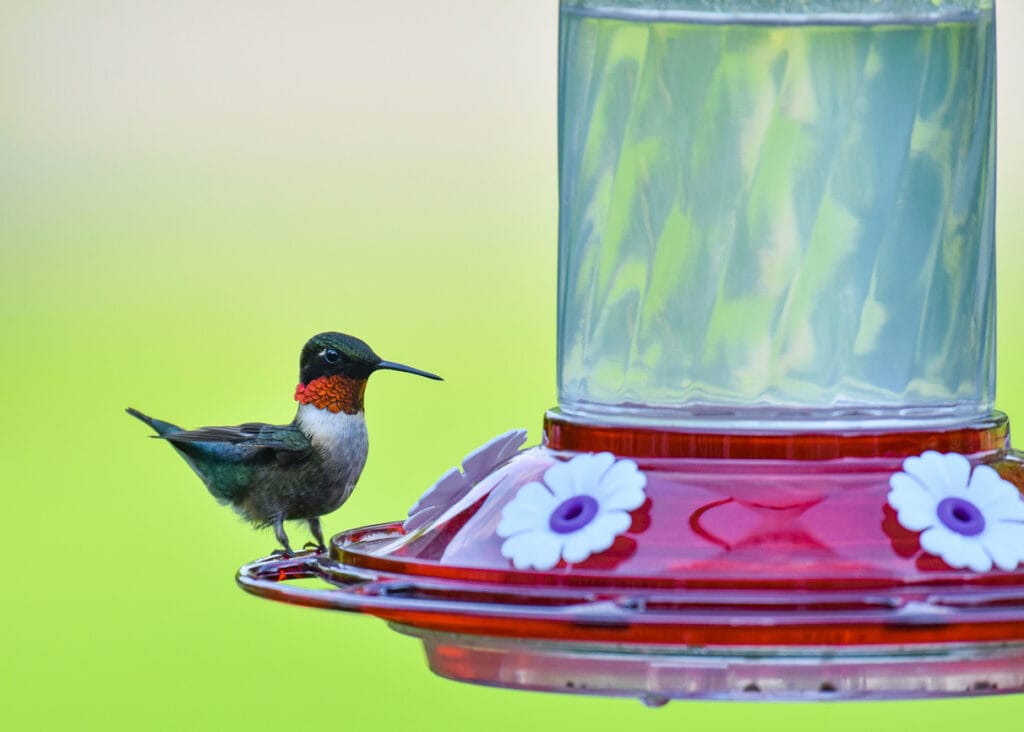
[3,1,1024,729]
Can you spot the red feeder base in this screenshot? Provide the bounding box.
[238,410,1024,702]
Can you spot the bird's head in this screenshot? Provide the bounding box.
[295,332,441,414]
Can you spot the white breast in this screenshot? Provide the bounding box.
[297,404,368,480]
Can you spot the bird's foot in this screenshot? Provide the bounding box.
[270,547,294,558]
[303,541,327,554]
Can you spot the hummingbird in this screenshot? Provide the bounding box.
[127,331,441,555]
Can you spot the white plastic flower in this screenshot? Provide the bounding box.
[496,452,647,571]
[888,451,1024,572]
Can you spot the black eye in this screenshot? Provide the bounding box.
[323,349,341,364]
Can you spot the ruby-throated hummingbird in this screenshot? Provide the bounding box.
[127,331,441,555]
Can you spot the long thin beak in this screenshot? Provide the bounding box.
[376,360,443,381]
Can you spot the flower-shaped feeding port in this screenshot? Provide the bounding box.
[404,429,527,533]
[497,452,646,570]
[888,451,1024,572]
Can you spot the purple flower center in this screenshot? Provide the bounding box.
[936,497,986,537]
[549,495,599,534]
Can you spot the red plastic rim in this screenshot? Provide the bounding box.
[544,409,1011,460]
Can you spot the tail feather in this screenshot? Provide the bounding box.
[126,407,183,437]
[127,406,253,504]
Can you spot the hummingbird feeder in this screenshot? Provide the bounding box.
[239,0,1024,702]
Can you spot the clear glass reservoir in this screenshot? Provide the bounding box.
[556,0,997,429]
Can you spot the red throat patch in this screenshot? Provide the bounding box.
[294,375,366,414]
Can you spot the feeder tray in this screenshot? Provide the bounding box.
[238,411,1024,702]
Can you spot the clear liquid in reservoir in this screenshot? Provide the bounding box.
[557,3,996,428]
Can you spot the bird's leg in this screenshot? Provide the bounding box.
[271,516,294,557]
[304,517,327,553]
